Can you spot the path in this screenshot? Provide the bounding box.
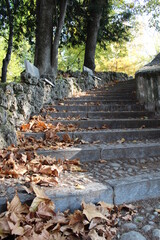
[1,79,160,215]
[21,79,160,211]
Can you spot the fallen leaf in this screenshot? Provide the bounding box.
[82,202,107,222]
[75,184,85,190]
[117,138,125,144]
[62,133,72,143]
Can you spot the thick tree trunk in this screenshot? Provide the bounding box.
[84,0,105,71]
[34,0,55,76]
[1,0,14,83]
[52,0,68,78]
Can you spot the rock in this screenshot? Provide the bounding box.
[0,88,8,108]
[16,93,32,120]
[0,123,17,148]
[0,107,7,125]
[134,216,144,223]
[152,229,160,240]
[120,231,146,240]
[13,83,24,93]
[24,59,40,78]
[148,215,155,221]
[122,223,137,231]
[142,225,154,233]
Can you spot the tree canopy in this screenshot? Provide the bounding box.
[0,0,159,81]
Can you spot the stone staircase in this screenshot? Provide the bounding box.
[6,79,160,212]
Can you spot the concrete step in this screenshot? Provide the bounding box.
[50,119,160,129]
[43,111,154,119]
[49,104,144,112]
[24,128,160,143]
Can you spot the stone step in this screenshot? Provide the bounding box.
[50,119,160,129]
[35,141,160,162]
[64,96,136,100]
[58,99,138,104]
[75,91,135,95]
[3,156,160,212]
[43,111,154,119]
[49,104,144,112]
[24,128,160,143]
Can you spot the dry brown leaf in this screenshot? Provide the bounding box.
[75,184,85,190]
[0,216,10,239]
[36,201,55,219]
[155,209,160,214]
[69,210,83,225]
[31,184,49,199]
[62,133,72,143]
[88,229,106,240]
[21,124,30,132]
[117,138,125,144]
[11,222,24,236]
[82,202,107,222]
[98,202,114,210]
[7,192,29,214]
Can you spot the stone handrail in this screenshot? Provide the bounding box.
[135,55,160,113]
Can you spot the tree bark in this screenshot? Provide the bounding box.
[84,0,106,71]
[52,0,68,78]
[34,0,55,76]
[1,0,14,83]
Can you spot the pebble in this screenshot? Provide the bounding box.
[122,223,137,231]
[134,216,144,223]
[142,225,154,233]
[148,215,155,221]
[120,231,146,240]
[152,229,160,239]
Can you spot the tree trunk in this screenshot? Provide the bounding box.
[34,0,55,76]
[52,0,68,78]
[84,0,105,71]
[1,0,14,83]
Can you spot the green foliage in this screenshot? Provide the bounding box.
[0,0,35,82]
[0,38,23,82]
[134,0,160,31]
[58,45,85,71]
[0,0,36,49]
[64,0,133,48]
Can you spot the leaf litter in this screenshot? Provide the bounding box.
[0,184,138,240]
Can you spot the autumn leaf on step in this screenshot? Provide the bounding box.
[75,184,85,190]
[20,124,30,132]
[45,130,59,141]
[39,164,63,177]
[30,184,55,212]
[7,192,29,214]
[31,120,47,132]
[30,175,58,186]
[62,133,71,143]
[117,138,125,144]
[67,124,77,131]
[102,124,109,129]
[0,216,11,239]
[88,229,106,240]
[31,183,50,199]
[36,201,56,219]
[82,202,107,222]
[98,201,114,210]
[69,210,84,225]
[155,208,160,214]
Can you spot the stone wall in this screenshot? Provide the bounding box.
[0,71,128,149]
[135,53,160,113]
